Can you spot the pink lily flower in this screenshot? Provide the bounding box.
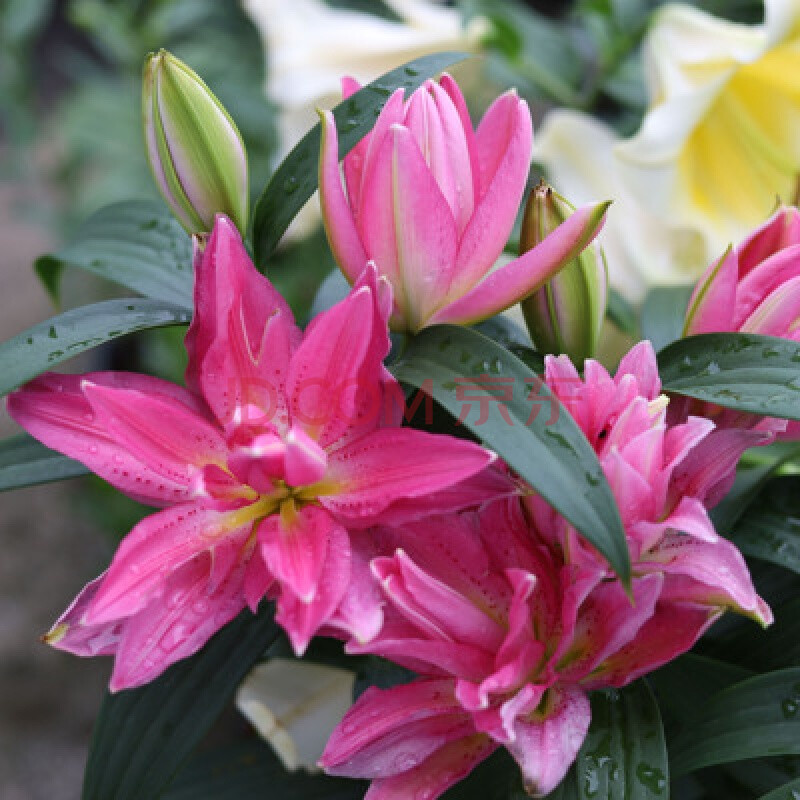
[680,206,800,437]
[7,215,498,691]
[321,490,768,798]
[319,74,610,332]
[526,341,772,629]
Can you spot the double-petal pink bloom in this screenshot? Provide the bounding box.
[319,74,609,331]
[321,342,770,799]
[8,216,498,691]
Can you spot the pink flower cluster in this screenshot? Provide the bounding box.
[5,75,783,798]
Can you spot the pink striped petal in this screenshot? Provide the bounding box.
[388,124,458,330]
[319,110,370,283]
[109,552,247,691]
[186,215,299,428]
[87,503,251,624]
[7,372,199,506]
[448,93,532,298]
[506,685,591,797]
[81,382,227,485]
[615,340,661,399]
[684,247,738,335]
[432,202,609,326]
[324,427,494,521]
[273,514,351,654]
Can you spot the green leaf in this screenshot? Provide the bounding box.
[758,777,800,800]
[729,476,800,575]
[658,333,800,420]
[572,682,668,799]
[710,444,800,533]
[164,740,365,800]
[669,667,800,777]
[82,605,281,800]
[641,285,693,353]
[0,433,88,491]
[34,200,194,308]
[252,51,469,266]
[0,298,191,398]
[392,324,630,583]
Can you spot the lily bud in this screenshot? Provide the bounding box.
[520,182,608,364]
[143,50,248,236]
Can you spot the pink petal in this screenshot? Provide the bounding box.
[341,76,369,216]
[363,735,496,800]
[185,214,299,428]
[439,73,480,214]
[319,110,370,282]
[81,382,228,485]
[374,465,516,527]
[274,514,351,654]
[447,93,532,299]
[387,124,458,330]
[6,372,200,506]
[684,247,739,335]
[286,275,388,449]
[642,533,771,623]
[43,573,124,658]
[429,80,475,234]
[320,679,465,778]
[87,503,251,624]
[109,551,247,691]
[324,427,494,522]
[373,549,506,651]
[506,685,591,797]
[737,206,800,276]
[615,340,661,399]
[558,574,662,683]
[258,505,333,604]
[431,202,609,326]
[243,548,273,612]
[284,424,328,487]
[584,600,719,689]
[735,244,800,328]
[739,275,800,336]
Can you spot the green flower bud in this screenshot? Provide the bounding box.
[520,182,608,364]
[143,50,248,236]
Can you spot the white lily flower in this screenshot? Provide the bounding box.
[236,658,356,771]
[537,1,800,302]
[242,0,485,239]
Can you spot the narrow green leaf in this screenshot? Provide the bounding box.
[659,333,800,420]
[758,776,800,800]
[670,668,800,776]
[710,444,800,533]
[82,605,281,800]
[164,740,365,800]
[34,201,194,308]
[0,298,191,397]
[572,683,668,800]
[641,285,693,353]
[730,476,800,575]
[0,433,87,491]
[392,324,630,583]
[252,51,469,266]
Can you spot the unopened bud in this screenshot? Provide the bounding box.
[143,50,248,235]
[520,182,607,364]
